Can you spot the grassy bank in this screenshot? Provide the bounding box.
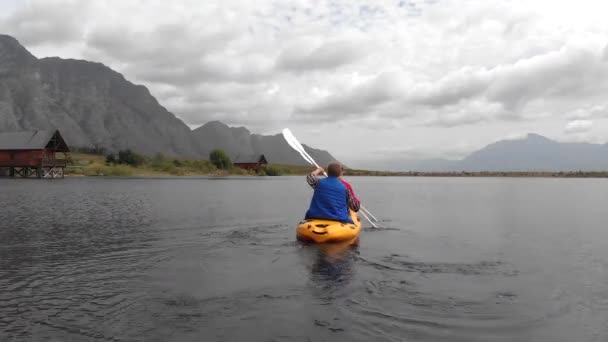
[65,153,306,177]
[64,153,608,178]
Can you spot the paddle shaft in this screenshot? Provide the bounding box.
[305,158,379,228]
[282,128,381,228]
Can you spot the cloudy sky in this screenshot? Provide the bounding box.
[1,0,607,167]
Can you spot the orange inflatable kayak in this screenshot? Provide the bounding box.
[296,211,361,244]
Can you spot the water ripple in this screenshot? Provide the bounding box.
[2,178,608,341]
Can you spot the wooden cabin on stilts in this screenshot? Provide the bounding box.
[0,130,69,179]
[233,154,268,172]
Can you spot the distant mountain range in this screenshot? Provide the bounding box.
[0,34,335,166]
[2,34,607,172]
[378,133,608,172]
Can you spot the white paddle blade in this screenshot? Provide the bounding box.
[282,128,301,152]
[282,128,317,166]
[285,129,320,167]
[283,127,381,228]
[282,128,310,164]
[283,128,308,157]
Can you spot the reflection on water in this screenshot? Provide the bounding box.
[1,177,608,341]
[310,242,357,285]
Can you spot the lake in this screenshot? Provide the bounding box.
[1,176,607,341]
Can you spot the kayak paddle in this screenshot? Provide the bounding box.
[282,128,383,228]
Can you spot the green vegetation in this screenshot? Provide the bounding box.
[104,149,146,167]
[260,164,311,175]
[209,149,232,170]
[67,152,223,176]
[63,152,608,178]
[117,149,146,166]
[65,152,290,177]
[261,165,286,176]
[66,153,136,176]
[105,154,116,165]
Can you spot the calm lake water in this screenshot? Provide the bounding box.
[1,176,607,341]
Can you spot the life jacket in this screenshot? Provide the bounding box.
[306,177,353,223]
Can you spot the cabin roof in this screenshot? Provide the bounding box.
[233,154,268,164]
[0,130,70,152]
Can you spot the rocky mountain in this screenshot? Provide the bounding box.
[0,35,198,156]
[385,134,608,172]
[460,134,608,171]
[0,34,336,165]
[191,121,335,165]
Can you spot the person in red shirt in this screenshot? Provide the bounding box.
[340,178,360,203]
[338,164,360,204]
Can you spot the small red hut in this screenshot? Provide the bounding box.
[0,130,70,178]
[233,154,268,172]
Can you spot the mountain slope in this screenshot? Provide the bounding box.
[461,134,608,171]
[0,34,337,164]
[191,121,335,166]
[389,134,608,172]
[0,34,198,156]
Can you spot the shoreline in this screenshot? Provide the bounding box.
[59,172,608,179]
[344,171,608,178]
[60,153,608,179]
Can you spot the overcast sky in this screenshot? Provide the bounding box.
[1,0,607,167]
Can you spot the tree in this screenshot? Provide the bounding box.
[105,154,116,165]
[209,149,232,169]
[117,149,146,166]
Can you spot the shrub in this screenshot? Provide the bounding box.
[209,149,232,169]
[263,166,284,176]
[117,149,146,166]
[105,154,116,165]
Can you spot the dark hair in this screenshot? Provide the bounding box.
[327,162,343,177]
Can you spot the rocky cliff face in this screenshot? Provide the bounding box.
[0,35,337,165]
[0,35,198,156]
[38,57,200,156]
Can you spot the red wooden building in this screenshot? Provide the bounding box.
[0,130,69,178]
[233,154,268,172]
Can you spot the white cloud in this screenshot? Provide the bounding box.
[1,0,608,165]
[422,101,507,127]
[566,105,608,120]
[0,0,90,45]
[277,36,370,71]
[564,120,593,134]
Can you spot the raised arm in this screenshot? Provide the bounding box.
[306,167,324,189]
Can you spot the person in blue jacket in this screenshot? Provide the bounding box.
[305,162,360,223]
